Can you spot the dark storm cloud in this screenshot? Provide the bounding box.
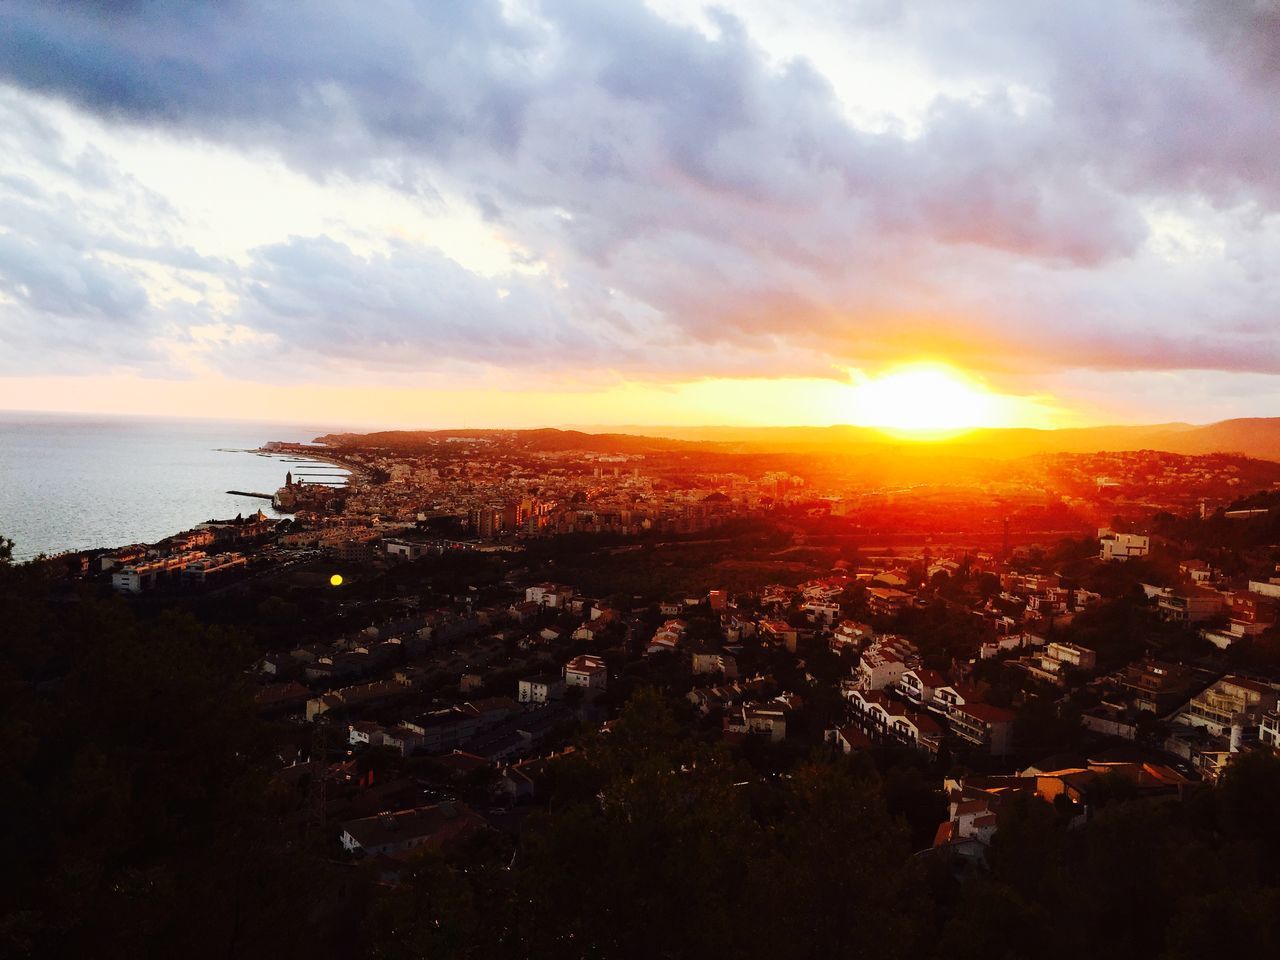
[234,234,596,369]
[0,0,539,167]
[1,0,1279,379]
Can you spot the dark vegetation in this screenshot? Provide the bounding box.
[5,543,1280,959]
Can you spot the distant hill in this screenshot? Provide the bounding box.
[1148,418,1280,460]
[315,428,715,455]
[567,418,1280,461]
[572,422,1201,457]
[317,418,1280,462]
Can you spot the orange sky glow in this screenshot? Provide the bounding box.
[0,363,1069,434]
[3,2,1279,430]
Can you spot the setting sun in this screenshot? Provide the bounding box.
[845,364,1049,433]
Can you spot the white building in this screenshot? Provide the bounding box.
[525,583,571,608]
[518,674,564,704]
[855,635,920,690]
[801,600,842,625]
[1099,530,1150,562]
[563,654,608,691]
[897,667,946,707]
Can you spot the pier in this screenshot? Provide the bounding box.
[226,490,274,500]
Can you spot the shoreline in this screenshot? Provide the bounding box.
[8,440,359,561]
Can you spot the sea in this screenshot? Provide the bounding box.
[0,412,351,561]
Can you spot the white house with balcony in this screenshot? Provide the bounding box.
[1098,530,1149,562]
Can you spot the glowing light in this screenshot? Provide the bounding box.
[845,364,1034,433]
[329,573,344,587]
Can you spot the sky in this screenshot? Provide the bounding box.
[1,0,1279,430]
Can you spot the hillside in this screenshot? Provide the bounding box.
[314,428,716,455]
[567,419,1280,461]
[316,418,1280,462]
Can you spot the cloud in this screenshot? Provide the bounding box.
[0,0,1279,392]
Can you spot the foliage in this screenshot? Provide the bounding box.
[6,533,1280,959]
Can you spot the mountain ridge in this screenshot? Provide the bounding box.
[316,417,1280,461]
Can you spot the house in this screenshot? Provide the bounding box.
[801,600,842,625]
[887,710,944,756]
[380,725,426,757]
[800,576,847,601]
[1080,704,1139,740]
[1261,711,1280,749]
[866,587,912,618]
[1013,641,1097,687]
[932,682,981,717]
[563,654,608,691]
[646,618,687,655]
[830,619,872,652]
[724,700,790,742]
[1230,593,1276,630]
[1157,585,1224,624]
[1073,588,1102,609]
[1026,589,1068,619]
[933,791,1001,864]
[1118,659,1198,714]
[1179,559,1213,582]
[499,748,577,803]
[826,724,874,754]
[948,702,1017,756]
[936,686,983,721]
[646,635,679,656]
[760,584,793,607]
[759,618,799,653]
[872,569,911,588]
[845,688,898,733]
[722,614,756,641]
[339,802,484,857]
[1205,593,1280,648]
[691,651,739,678]
[1175,675,1279,738]
[525,583,572,608]
[844,689,942,756]
[400,698,520,756]
[687,682,745,718]
[306,676,416,721]
[897,667,946,707]
[1002,573,1062,596]
[518,674,565,704]
[383,538,430,561]
[933,763,1188,862]
[979,632,1042,660]
[1099,530,1149,562]
[928,560,961,580]
[855,635,920,690]
[348,720,386,747]
[572,620,611,642]
[1246,579,1280,600]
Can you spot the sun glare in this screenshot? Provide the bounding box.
[845,364,1033,435]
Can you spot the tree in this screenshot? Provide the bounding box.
[1216,748,1280,884]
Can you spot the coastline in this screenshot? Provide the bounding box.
[0,418,356,560]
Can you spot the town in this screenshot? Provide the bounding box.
[8,428,1280,955]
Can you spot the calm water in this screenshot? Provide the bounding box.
[0,412,349,560]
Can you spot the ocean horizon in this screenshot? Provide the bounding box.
[0,410,349,560]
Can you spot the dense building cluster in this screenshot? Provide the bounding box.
[15,429,1280,955]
